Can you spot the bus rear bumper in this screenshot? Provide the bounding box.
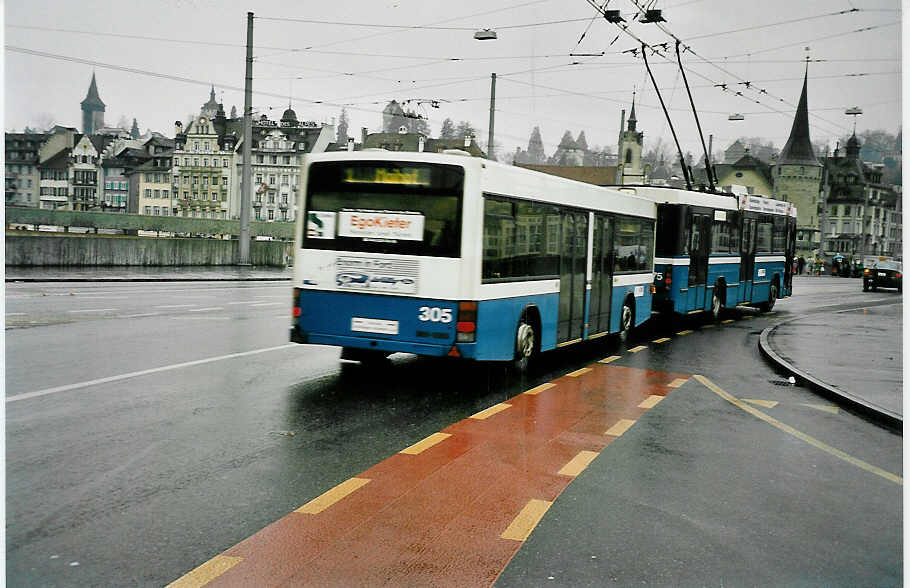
[294,331,475,358]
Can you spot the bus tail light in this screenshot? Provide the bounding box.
[292,288,301,318]
[896,272,902,279]
[650,284,656,294]
[456,301,477,343]
[664,275,672,285]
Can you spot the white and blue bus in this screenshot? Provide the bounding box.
[290,151,657,368]
[618,186,797,318]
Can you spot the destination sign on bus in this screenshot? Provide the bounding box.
[343,166,431,186]
[739,194,795,217]
[338,210,425,241]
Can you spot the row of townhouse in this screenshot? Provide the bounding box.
[6,90,336,224]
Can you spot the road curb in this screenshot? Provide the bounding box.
[758,317,902,433]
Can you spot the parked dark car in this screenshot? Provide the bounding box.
[863,261,902,292]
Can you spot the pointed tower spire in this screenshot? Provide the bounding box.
[81,72,106,133]
[81,72,105,108]
[777,69,818,166]
[628,92,637,131]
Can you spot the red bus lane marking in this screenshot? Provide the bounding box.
[176,365,691,588]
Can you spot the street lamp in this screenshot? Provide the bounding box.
[474,29,497,40]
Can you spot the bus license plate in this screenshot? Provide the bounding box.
[351,317,399,335]
[878,272,887,277]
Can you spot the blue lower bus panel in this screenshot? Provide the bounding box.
[292,290,563,361]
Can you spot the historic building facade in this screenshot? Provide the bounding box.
[820,134,901,261]
[172,103,236,219]
[5,132,45,207]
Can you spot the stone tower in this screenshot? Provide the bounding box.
[772,69,822,253]
[617,95,644,185]
[81,73,105,134]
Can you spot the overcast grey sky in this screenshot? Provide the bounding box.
[4,0,903,159]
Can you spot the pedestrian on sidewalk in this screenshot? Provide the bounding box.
[797,255,806,275]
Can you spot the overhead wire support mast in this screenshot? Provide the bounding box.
[675,40,716,191]
[640,43,692,191]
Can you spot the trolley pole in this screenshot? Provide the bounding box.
[487,73,496,160]
[238,11,254,265]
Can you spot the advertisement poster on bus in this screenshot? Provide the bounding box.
[335,256,419,294]
[337,210,425,241]
[307,211,336,239]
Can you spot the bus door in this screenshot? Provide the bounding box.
[740,218,757,301]
[784,218,796,292]
[558,211,588,344]
[687,213,711,311]
[588,214,613,336]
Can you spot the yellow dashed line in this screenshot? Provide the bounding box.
[558,450,600,476]
[667,378,689,388]
[501,499,553,541]
[638,395,663,409]
[694,375,902,486]
[167,556,244,588]
[652,337,671,343]
[628,345,647,353]
[722,319,735,324]
[701,324,715,329]
[599,355,621,364]
[524,382,556,395]
[296,478,371,514]
[742,315,754,320]
[567,367,593,377]
[742,399,779,408]
[676,329,693,335]
[605,418,636,437]
[802,403,840,415]
[400,433,451,455]
[470,403,512,420]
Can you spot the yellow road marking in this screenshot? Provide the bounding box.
[701,324,715,329]
[676,329,693,335]
[567,367,592,377]
[667,378,689,388]
[501,499,553,541]
[628,345,647,353]
[742,398,779,408]
[400,432,452,455]
[558,450,600,476]
[167,556,243,588]
[524,382,556,395]
[652,337,671,343]
[296,478,371,514]
[694,375,902,486]
[599,355,621,364]
[722,319,735,324]
[742,315,754,320]
[605,418,636,437]
[764,311,777,315]
[638,395,663,409]
[802,403,840,415]
[470,403,512,420]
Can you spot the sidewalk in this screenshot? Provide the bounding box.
[5,266,293,282]
[759,302,903,429]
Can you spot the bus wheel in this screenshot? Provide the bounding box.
[618,299,634,343]
[759,280,778,312]
[711,286,724,320]
[513,318,536,373]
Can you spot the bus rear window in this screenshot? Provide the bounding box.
[303,161,464,257]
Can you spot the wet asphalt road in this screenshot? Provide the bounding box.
[5,277,902,586]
